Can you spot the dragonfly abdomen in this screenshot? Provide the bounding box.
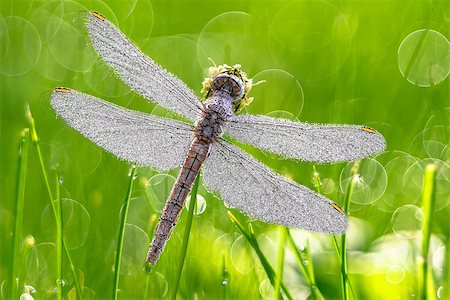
[147,138,210,264]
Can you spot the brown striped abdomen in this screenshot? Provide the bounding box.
[146,138,210,264]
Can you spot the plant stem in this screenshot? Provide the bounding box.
[113,166,137,300]
[420,164,437,300]
[56,174,63,300]
[25,105,83,299]
[9,129,30,299]
[228,211,293,300]
[274,227,287,300]
[172,172,201,300]
[340,163,358,300]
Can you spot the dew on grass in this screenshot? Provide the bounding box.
[385,265,406,284]
[145,173,176,212]
[185,194,207,215]
[398,29,450,87]
[24,285,36,294]
[55,279,66,287]
[339,158,387,205]
[20,293,34,300]
[230,235,256,274]
[120,224,149,275]
[0,16,41,76]
[41,198,91,249]
[391,205,423,239]
[248,69,304,118]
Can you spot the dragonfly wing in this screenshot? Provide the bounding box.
[224,114,386,163]
[83,12,203,121]
[202,140,347,234]
[51,88,193,171]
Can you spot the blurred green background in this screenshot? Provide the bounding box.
[1,0,449,299]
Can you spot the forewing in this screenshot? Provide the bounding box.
[202,140,347,234]
[51,88,194,171]
[224,114,386,163]
[83,11,203,121]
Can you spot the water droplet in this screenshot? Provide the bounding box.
[24,235,35,248]
[221,279,228,286]
[398,29,450,87]
[302,259,309,266]
[20,293,34,300]
[56,279,66,287]
[58,176,64,184]
[128,165,136,177]
[24,285,36,294]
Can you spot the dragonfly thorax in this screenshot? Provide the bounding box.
[194,90,236,143]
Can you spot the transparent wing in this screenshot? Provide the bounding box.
[202,140,347,234]
[224,114,386,163]
[83,11,203,121]
[51,88,194,171]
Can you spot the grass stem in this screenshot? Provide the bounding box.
[339,162,359,300]
[172,172,201,300]
[9,129,30,299]
[56,173,63,300]
[25,105,82,299]
[420,164,437,300]
[274,227,287,300]
[113,166,137,300]
[228,211,293,300]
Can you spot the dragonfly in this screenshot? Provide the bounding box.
[50,11,386,265]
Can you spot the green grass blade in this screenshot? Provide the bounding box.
[172,172,201,300]
[228,212,293,300]
[56,174,63,300]
[339,162,359,300]
[9,129,30,299]
[113,166,137,300]
[274,227,287,300]
[420,163,437,300]
[25,105,83,299]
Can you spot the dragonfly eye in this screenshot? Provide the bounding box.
[212,74,244,101]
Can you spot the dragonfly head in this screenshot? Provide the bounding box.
[212,73,244,101]
[202,63,256,112]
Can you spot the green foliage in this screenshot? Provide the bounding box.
[1,0,449,299]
